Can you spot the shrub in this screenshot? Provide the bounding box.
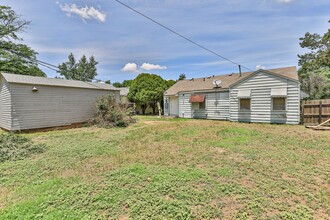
[0,133,45,163]
[91,94,136,128]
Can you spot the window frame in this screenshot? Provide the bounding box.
[271,97,287,111]
[239,98,251,111]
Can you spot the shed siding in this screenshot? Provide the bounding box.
[0,77,12,130]
[10,83,119,130]
[230,72,300,124]
[206,91,230,120]
[178,93,192,118]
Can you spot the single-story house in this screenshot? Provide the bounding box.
[119,87,134,108]
[164,66,301,124]
[0,73,120,131]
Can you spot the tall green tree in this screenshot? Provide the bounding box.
[128,73,167,115]
[0,5,45,76]
[178,73,186,80]
[112,79,133,88]
[298,20,330,98]
[58,53,98,81]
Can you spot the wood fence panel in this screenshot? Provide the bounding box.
[302,99,330,125]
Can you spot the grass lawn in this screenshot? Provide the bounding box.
[0,116,329,219]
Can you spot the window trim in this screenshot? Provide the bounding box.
[271,97,287,111]
[239,98,251,111]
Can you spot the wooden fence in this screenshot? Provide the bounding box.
[302,99,330,125]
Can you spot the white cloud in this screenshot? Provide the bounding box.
[141,63,167,71]
[256,64,266,70]
[275,0,293,3]
[121,63,138,72]
[59,3,106,22]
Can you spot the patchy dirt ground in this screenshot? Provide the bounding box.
[0,116,329,219]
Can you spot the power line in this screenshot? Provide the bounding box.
[113,0,253,72]
[36,61,59,72]
[36,59,59,69]
[3,48,60,72]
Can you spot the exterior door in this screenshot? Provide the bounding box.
[170,96,179,116]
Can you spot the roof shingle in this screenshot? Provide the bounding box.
[164,66,298,96]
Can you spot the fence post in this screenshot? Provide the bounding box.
[319,101,323,124]
[301,101,304,125]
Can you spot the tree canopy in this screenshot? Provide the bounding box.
[178,73,186,80]
[298,20,330,99]
[58,53,98,81]
[0,5,45,76]
[128,73,169,114]
[112,80,133,88]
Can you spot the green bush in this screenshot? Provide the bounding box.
[91,94,136,128]
[0,133,45,163]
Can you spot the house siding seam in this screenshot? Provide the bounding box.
[10,83,119,131]
[229,72,300,124]
[0,77,12,130]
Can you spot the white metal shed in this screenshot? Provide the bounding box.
[0,73,120,131]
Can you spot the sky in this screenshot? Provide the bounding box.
[2,0,329,82]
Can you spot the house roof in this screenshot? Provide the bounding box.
[119,87,130,96]
[164,66,298,96]
[0,72,120,91]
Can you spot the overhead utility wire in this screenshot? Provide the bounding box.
[113,0,253,72]
[3,48,60,72]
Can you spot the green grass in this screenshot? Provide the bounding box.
[0,116,329,219]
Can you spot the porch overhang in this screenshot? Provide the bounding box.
[189,95,205,103]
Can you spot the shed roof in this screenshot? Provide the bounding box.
[164,66,298,96]
[0,72,120,91]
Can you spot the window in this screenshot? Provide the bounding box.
[272,97,286,111]
[240,99,251,110]
[199,102,205,110]
[192,102,205,110]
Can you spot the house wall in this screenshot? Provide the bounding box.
[0,77,12,130]
[178,93,192,118]
[229,72,300,124]
[164,96,169,116]
[167,91,230,119]
[9,83,119,131]
[206,91,230,120]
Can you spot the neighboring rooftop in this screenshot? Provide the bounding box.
[0,72,120,91]
[164,66,298,96]
[119,87,130,96]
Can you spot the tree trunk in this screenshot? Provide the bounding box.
[152,105,156,115]
[141,104,146,115]
[157,102,162,118]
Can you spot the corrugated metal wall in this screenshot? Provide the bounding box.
[229,72,300,124]
[10,83,119,130]
[0,77,12,130]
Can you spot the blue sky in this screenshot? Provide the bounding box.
[2,0,329,82]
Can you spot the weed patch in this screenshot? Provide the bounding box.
[0,133,45,163]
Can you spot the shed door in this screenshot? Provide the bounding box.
[170,96,179,116]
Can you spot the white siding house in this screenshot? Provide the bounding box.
[0,73,120,131]
[164,67,301,125]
